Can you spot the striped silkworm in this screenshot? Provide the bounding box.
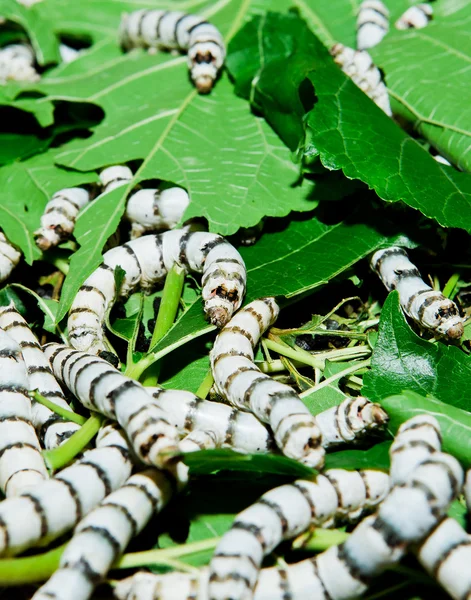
[208,468,390,600]
[179,428,218,453]
[0,231,21,283]
[35,188,90,251]
[67,229,246,354]
[0,303,80,449]
[44,344,180,468]
[370,246,464,339]
[0,328,49,496]
[32,466,186,600]
[125,187,190,239]
[113,450,463,600]
[119,10,225,93]
[356,0,389,50]
[395,4,433,30]
[210,298,324,467]
[99,165,133,193]
[148,388,275,454]
[0,44,39,83]
[0,423,132,557]
[313,396,389,448]
[416,516,471,600]
[330,43,392,116]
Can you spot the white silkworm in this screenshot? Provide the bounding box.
[179,429,219,453]
[0,423,132,557]
[395,4,433,30]
[330,43,392,115]
[416,517,471,600]
[125,187,190,239]
[67,229,246,354]
[208,468,390,600]
[0,303,80,449]
[32,467,181,600]
[313,397,389,448]
[99,165,133,193]
[119,10,225,93]
[370,246,464,339]
[210,297,324,468]
[465,469,471,514]
[433,155,452,166]
[59,44,80,63]
[113,450,463,600]
[148,388,275,454]
[0,328,48,496]
[35,188,90,251]
[44,344,180,468]
[0,231,21,283]
[0,44,39,83]
[356,0,389,50]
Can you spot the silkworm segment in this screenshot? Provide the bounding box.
[356,0,389,50]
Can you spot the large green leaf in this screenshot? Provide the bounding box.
[363,291,471,410]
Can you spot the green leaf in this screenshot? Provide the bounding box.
[372,4,471,171]
[160,341,211,395]
[324,441,391,471]
[380,390,471,469]
[363,291,471,410]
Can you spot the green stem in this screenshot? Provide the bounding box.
[0,543,66,585]
[196,370,214,399]
[116,537,221,569]
[264,339,324,369]
[295,528,349,551]
[443,273,460,300]
[31,391,87,425]
[299,359,371,399]
[42,413,104,472]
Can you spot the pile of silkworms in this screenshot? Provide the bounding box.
[0,2,467,600]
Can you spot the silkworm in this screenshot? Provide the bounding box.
[32,467,182,600]
[113,449,463,600]
[99,165,133,193]
[313,396,389,448]
[119,10,225,93]
[210,297,324,468]
[356,0,389,50]
[44,344,180,468]
[35,188,90,251]
[370,246,464,339]
[433,155,452,166]
[0,328,48,496]
[67,229,246,354]
[0,423,131,557]
[395,4,433,30]
[148,388,275,454]
[0,44,39,83]
[0,232,21,283]
[208,468,390,600]
[389,414,441,485]
[0,303,80,449]
[179,429,219,453]
[416,517,471,600]
[330,43,392,115]
[125,187,190,239]
[59,44,80,63]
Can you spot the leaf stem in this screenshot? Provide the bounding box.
[0,544,66,585]
[30,391,87,425]
[294,528,349,551]
[42,413,104,472]
[264,339,370,369]
[196,370,214,399]
[300,359,371,399]
[443,273,460,300]
[50,256,70,275]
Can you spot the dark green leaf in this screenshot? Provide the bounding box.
[324,441,391,471]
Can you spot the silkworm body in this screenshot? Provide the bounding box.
[330,43,392,115]
[417,517,471,600]
[114,571,208,600]
[0,424,132,556]
[389,414,441,485]
[149,388,274,454]
[208,468,389,600]
[0,303,80,449]
[370,246,464,338]
[210,298,324,467]
[67,230,246,354]
[99,165,133,193]
[35,188,90,251]
[119,10,225,92]
[32,468,177,600]
[433,155,452,166]
[0,232,21,283]
[125,187,190,238]
[356,0,389,50]
[179,429,219,453]
[0,44,39,83]
[44,344,180,467]
[313,396,388,448]
[395,4,433,30]
[59,44,80,63]
[0,328,48,496]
